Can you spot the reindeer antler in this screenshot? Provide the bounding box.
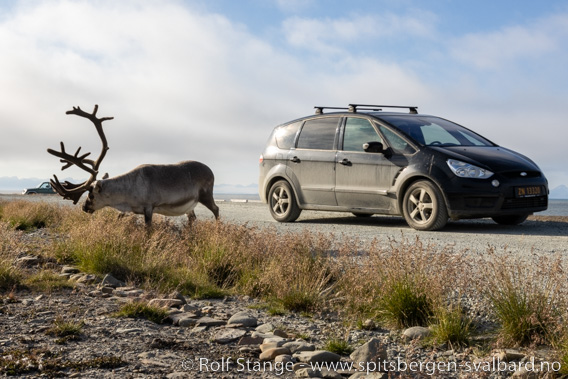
[47,105,113,204]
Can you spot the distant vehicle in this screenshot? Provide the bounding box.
[259,104,548,231]
[22,182,56,195]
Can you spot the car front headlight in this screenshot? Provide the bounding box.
[447,159,493,179]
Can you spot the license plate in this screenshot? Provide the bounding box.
[515,186,542,198]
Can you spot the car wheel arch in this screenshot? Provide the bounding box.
[396,176,450,216]
[265,176,301,206]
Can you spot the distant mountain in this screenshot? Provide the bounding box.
[550,185,568,199]
[1,176,260,195]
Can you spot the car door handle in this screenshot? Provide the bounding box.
[290,156,300,163]
[338,158,352,166]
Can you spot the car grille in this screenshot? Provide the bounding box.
[501,196,547,210]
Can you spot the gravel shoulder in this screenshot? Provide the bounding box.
[2,195,567,378]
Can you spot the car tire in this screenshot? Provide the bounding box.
[491,214,529,225]
[268,180,301,222]
[402,180,448,231]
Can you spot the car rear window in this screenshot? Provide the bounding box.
[297,117,339,150]
[274,121,301,149]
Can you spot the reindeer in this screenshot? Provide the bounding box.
[48,105,219,226]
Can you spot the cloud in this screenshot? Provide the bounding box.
[0,0,567,191]
[281,11,437,54]
[449,13,568,70]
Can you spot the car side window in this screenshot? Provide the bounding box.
[40,183,50,189]
[342,118,382,152]
[275,121,301,149]
[296,117,339,150]
[378,125,416,154]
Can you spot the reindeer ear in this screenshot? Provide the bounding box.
[102,173,109,180]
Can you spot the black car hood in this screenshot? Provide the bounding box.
[431,146,541,173]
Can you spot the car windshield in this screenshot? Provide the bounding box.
[379,115,494,147]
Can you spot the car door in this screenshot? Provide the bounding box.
[335,117,402,210]
[286,117,340,206]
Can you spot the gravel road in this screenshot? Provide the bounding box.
[3,194,567,255]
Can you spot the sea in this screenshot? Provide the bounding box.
[2,190,568,216]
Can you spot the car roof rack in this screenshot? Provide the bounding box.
[314,104,418,115]
[348,104,418,114]
[314,106,349,114]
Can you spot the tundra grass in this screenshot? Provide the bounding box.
[0,200,64,231]
[112,301,169,324]
[429,302,473,347]
[2,199,568,360]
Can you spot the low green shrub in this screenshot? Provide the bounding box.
[429,302,472,347]
[113,301,169,324]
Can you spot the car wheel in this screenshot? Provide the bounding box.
[352,213,373,217]
[491,214,529,225]
[268,180,301,222]
[402,180,448,231]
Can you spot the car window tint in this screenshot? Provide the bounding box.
[342,118,382,151]
[275,121,301,149]
[378,125,416,154]
[297,117,338,150]
[421,123,460,145]
[379,115,493,147]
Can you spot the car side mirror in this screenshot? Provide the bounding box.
[363,141,384,153]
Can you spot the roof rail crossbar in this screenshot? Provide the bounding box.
[348,104,418,114]
[314,106,349,115]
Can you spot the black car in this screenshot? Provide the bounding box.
[22,181,56,195]
[259,104,548,230]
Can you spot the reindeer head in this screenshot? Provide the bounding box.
[48,105,113,208]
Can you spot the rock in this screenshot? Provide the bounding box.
[294,350,341,364]
[178,317,198,328]
[238,336,264,345]
[182,304,201,314]
[168,291,187,305]
[227,311,258,327]
[349,373,385,378]
[76,274,97,284]
[295,368,323,377]
[100,286,114,294]
[495,349,526,362]
[402,326,431,341]
[195,317,226,327]
[275,354,293,364]
[260,341,287,352]
[511,366,541,378]
[273,329,288,338]
[283,340,316,354]
[349,338,387,368]
[255,323,275,334]
[148,299,184,309]
[116,327,143,334]
[61,266,80,274]
[101,274,126,288]
[213,328,246,344]
[15,256,40,267]
[259,347,292,361]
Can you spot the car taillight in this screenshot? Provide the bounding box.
[259,154,263,164]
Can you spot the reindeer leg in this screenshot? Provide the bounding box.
[187,210,197,225]
[143,207,153,227]
[199,191,220,220]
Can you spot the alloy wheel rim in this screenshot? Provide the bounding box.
[271,186,290,216]
[408,188,434,224]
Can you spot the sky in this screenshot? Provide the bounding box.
[1,0,567,191]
